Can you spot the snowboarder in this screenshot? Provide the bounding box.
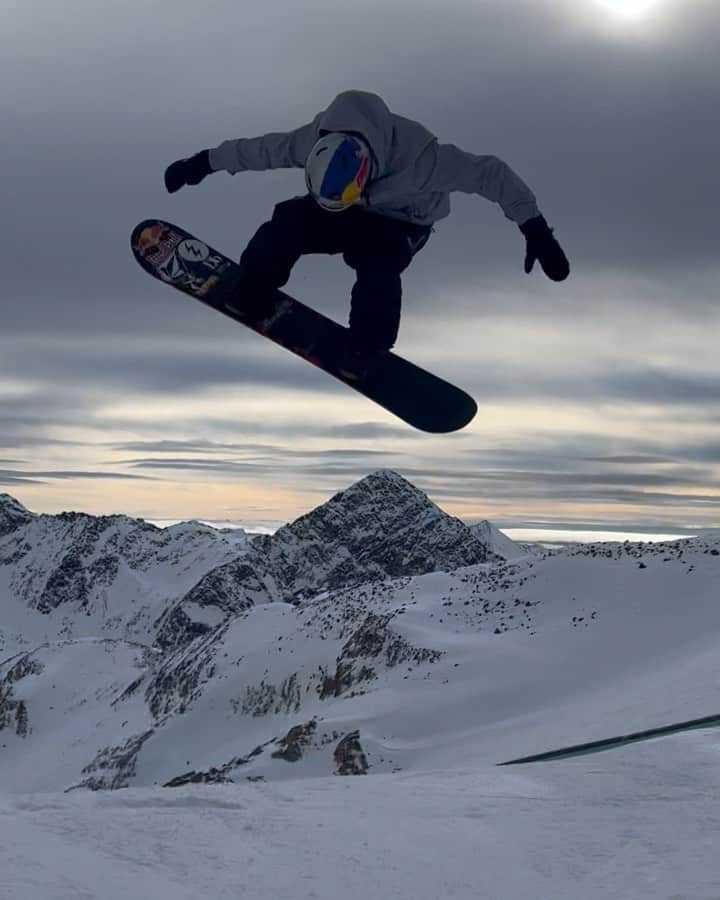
[164,90,569,353]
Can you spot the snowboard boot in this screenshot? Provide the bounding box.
[225,264,279,324]
[330,329,389,382]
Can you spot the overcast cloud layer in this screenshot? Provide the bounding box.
[1,0,719,532]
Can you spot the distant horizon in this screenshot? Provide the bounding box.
[151,519,700,545]
[2,482,713,545]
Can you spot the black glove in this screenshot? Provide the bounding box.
[520,215,570,282]
[164,149,213,194]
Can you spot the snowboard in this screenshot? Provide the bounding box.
[130,220,477,433]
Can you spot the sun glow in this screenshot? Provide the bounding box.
[594,0,661,18]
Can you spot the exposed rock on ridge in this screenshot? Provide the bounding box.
[253,470,498,601]
[0,494,34,537]
[0,507,251,650]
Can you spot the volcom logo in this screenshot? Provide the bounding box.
[178,239,210,262]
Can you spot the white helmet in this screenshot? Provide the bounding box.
[304,132,372,212]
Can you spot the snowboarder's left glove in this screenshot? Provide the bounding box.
[164,150,213,194]
[519,215,570,282]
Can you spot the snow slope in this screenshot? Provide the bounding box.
[2,752,719,900]
[470,518,527,559]
[2,528,719,792]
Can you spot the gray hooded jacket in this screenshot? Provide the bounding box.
[209,90,539,227]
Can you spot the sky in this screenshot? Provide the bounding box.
[1,0,719,535]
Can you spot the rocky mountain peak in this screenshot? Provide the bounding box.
[278,469,442,540]
[336,468,438,510]
[253,469,495,600]
[352,467,431,505]
[346,468,425,497]
[0,493,34,536]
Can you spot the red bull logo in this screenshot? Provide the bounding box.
[135,223,181,266]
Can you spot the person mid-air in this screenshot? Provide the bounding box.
[164,89,569,354]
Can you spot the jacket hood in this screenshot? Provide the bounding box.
[210,89,538,227]
[315,91,394,173]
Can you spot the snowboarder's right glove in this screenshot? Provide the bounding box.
[519,215,570,282]
[164,150,213,194]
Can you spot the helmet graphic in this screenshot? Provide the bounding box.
[305,133,372,212]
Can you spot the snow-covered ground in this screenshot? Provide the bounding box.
[2,746,719,900]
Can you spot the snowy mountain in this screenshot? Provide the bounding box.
[0,471,510,790]
[0,493,34,537]
[0,472,503,659]
[0,495,252,657]
[252,469,501,600]
[2,478,720,898]
[469,518,528,559]
[1,468,719,795]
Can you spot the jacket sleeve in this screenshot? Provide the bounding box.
[424,143,540,225]
[208,122,317,174]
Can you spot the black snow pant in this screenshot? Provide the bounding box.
[239,194,432,351]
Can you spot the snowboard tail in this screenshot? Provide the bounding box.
[131,220,477,433]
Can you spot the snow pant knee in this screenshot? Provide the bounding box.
[238,199,304,289]
[239,196,346,289]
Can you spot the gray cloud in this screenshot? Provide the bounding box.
[0,468,152,483]
[325,422,431,440]
[124,453,400,477]
[464,366,720,406]
[115,440,399,460]
[0,473,45,487]
[0,336,344,395]
[119,452,719,510]
[392,470,720,513]
[460,441,715,470]
[0,436,81,450]
[112,437,406,453]
[4,329,720,410]
[2,0,719,532]
[3,0,719,320]
[578,455,679,465]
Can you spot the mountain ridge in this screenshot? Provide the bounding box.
[2,530,719,792]
[4,473,716,794]
[0,471,511,657]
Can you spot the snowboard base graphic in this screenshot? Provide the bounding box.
[131,220,477,433]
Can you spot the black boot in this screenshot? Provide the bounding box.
[228,265,278,322]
